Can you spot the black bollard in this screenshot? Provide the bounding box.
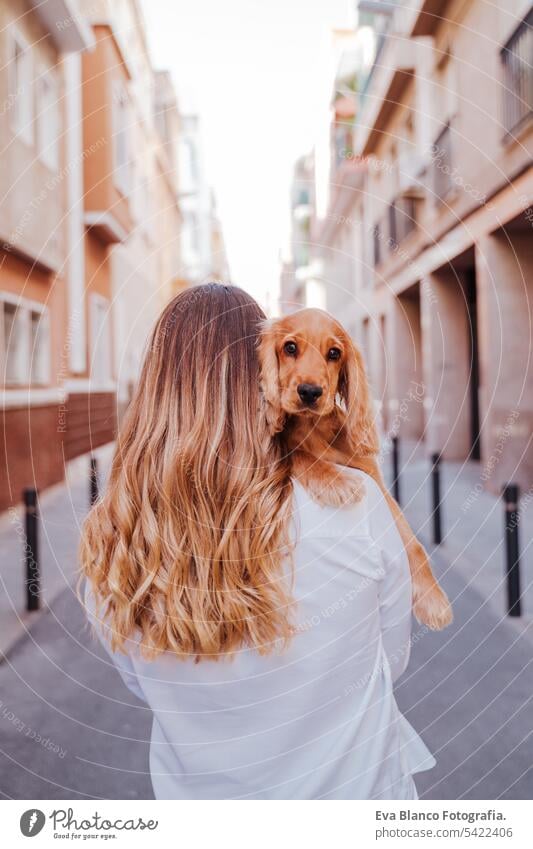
[431,452,442,545]
[391,435,400,505]
[89,456,99,506]
[503,483,521,617]
[23,488,40,612]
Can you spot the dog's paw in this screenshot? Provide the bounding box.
[307,474,365,507]
[413,583,453,631]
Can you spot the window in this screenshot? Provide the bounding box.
[353,217,364,293]
[361,195,372,285]
[362,317,371,371]
[30,310,50,384]
[185,138,198,184]
[389,196,417,245]
[90,295,112,384]
[387,202,397,250]
[130,125,146,223]
[432,123,453,203]
[130,159,140,220]
[373,222,382,267]
[182,210,200,262]
[155,102,170,147]
[144,160,157,243]
[1,297,49,385]
[3,303,26,383]
[113,82,130,195]
[389,142,399,195]
[501,8,533,134]
[37,68,59,169]
[9,30,33,143]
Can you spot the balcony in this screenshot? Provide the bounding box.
[353,31,434,158]
[410,0,454,36]
[81,25,133,243]
[501,8,533,135]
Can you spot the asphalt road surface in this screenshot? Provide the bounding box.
[0,552,531,800]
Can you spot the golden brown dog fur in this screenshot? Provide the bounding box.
[259,308,452,630]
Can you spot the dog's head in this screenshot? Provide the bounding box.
[258,308,378,454]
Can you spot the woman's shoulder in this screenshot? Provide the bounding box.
[291,468,387,540]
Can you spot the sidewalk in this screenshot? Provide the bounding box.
[0,443,114,661]
[382,439,533,636]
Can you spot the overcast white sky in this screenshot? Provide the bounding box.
[141,0,354,310]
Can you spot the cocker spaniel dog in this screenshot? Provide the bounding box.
[259,307,452,630]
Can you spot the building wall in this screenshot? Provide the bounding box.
[82,26,135,234]
[390,289,424,440]
[76,5,182,421]
[0,404,65,511]
[0,1,67,272]
[0,0,188,511]
[63,391,116,460]
[476,224,533,490]
[0,2,75,511]
[314,0,533,490]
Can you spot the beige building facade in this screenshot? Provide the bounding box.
[0,0,185,510]
[0,0,92,508]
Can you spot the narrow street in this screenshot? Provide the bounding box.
[1,0,532,821]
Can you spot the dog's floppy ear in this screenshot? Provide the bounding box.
[338,335,379,457]
[258,319,285,434]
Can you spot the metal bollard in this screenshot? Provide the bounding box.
[431,452,442,545]
[89,456,99,506]
[391,435,400,505]
[23,488,40,612]
[503,483,521,617]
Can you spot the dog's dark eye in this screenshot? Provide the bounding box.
[327,347,341,361]
[283,341,298,356]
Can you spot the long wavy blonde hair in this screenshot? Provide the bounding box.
[80,284,294,660]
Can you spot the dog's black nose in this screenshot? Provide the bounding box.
[297,383,323,405]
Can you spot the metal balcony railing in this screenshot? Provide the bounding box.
[501,7,533,134]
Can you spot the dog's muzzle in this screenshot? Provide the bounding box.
[297,383,323,406]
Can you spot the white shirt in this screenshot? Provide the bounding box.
[86,470,435,799]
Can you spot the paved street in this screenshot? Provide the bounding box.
[0,447,532,799]
[0,443,114,660]
[0,588,153,800]
[383,439,533,624]
[397,549,533,799]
